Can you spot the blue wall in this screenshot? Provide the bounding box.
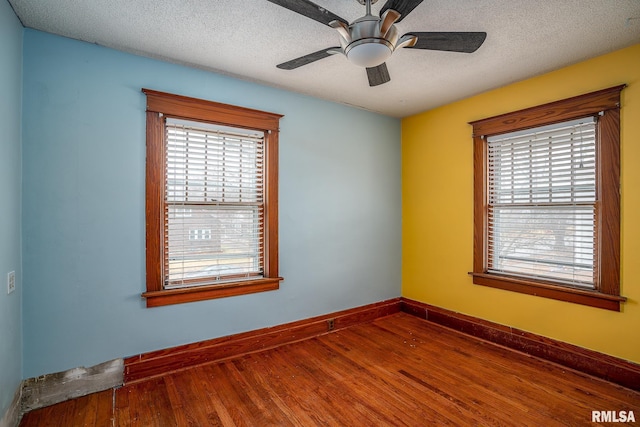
[21,29,401,377]
[0,0,23,415]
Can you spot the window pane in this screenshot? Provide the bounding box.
[488,206,594,287]
[486,118,596,287]
[166,205,263,287]
[164,119,265,288]
[166,121,264,204]
[488,119,596,205]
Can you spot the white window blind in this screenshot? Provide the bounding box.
[486,117,597,288]
[164,118,265,289]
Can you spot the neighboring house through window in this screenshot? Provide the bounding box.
[143,89,283,307]
[469,85,625,311]
[189,229,213,241]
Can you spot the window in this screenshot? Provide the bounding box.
[143,89,283,307]
[470,85,625,311]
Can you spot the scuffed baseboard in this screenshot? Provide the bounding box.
[401,297,640,391]
[21,358,123,413]
[124,298,401,383]
[0,384,23,427]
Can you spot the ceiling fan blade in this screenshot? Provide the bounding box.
[366,63,391,87]
[277,47,341,70]
[404,32,487,53]
[266,0,348,26]
[379,0,423,23]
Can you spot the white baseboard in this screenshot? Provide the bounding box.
[21,358,123,412]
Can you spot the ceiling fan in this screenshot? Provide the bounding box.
[267,0,487,86]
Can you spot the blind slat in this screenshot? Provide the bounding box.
[164,119,265,288]
[486,119,597,286]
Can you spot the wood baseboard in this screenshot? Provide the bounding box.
[21,359,123,412]
[400,297,640,391]
[125,295,640,391]
[124,298,401,383]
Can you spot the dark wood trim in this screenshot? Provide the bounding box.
[142,88,283,131]
[264,129,279,278]
[472,133,487,275]
[124,298,401,383]
[597,107,621,295]
[469,84,626,137]
[145,111,164,294]
[470,85,625,310]
[142,278,282,308]
[401,298,640,391]
[469,273,625,311]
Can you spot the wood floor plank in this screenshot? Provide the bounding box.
[289,344,410,426]
[231,355,308,426]
[20,313,640,426]
[118,377,177,427]
[319,326,517,426]
[247,347,346,426]
[225,359,294,426]
[364,325,562,423]
[114,384,130,427]
[18,390,113,427]
[164,369,222,426]
[295,340,468,426]
[205,362,272,426]
[183,366,238,427]
[312,340,452,425]
[281,343,415,426]
[78,390,113,427]
[381,314,640,409]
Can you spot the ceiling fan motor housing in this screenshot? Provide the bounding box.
[342,15,398,67]
[331,13,403,68]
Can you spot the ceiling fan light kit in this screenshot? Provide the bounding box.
[269,0,487,86]
[330,6,402,68]
[346,41,392,67]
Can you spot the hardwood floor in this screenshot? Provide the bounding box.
[20,313,640,426]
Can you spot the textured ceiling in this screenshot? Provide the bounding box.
[9,0,640,117]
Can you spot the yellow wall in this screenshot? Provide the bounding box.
[402,43,640,363]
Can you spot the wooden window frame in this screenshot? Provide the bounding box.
[469,85,626,311]
[142,89,283,307]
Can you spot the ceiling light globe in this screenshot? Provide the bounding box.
[346,40,392,68]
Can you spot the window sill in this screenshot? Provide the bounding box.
[469,273,625,311]
[142,277,282,308]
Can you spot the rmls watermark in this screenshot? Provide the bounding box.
[592,410,636,423]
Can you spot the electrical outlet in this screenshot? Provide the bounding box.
[327,318,335,331]
[7,271,15,294]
